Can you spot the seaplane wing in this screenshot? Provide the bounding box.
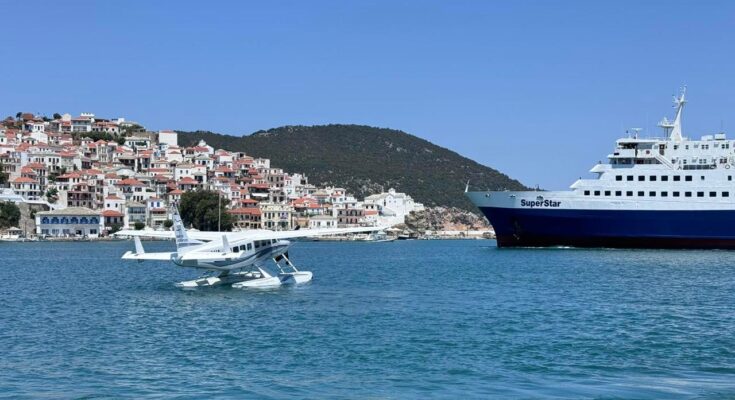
[122,251,175,261]
[223,226,383,242]
[114,226,382,242]
[114,229,223,241]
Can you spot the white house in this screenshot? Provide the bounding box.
[36,207,103,238]
[363,188,425,226]
[158,130,178,147]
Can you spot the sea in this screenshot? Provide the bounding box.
[1,240,735,399]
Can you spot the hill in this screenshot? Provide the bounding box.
[177,125,527,211]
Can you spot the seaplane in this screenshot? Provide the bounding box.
[115,206,383,289]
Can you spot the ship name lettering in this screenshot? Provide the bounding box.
[520,199,561,208]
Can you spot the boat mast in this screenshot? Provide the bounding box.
[658,87,687,142]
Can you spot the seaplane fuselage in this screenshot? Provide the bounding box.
[172,239,291,271]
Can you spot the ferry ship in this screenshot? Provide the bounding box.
[466,89,735,249]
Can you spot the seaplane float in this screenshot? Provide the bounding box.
[115,206,382,289]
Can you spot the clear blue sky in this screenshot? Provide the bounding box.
[2,1,734,189]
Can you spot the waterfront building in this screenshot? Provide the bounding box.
[308,215,338,229]
[36,207,103,238]
[260,203,293,230]
[228,207,262,230]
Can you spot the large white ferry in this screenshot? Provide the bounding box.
[466,89,735,248]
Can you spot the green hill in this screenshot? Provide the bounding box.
[177,125,527,211]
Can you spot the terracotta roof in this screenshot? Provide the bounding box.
[228,208,262,216]
[101,210,124,217]
[12,177,35,183]
[178,177,197,184]
[116,178,145,186]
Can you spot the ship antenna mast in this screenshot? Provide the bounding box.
[658,86,686,141]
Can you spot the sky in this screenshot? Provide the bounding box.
[2,0,734,189]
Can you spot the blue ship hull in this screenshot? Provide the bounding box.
[479,207,735,249]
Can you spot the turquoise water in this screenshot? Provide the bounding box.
[1,240,735,399]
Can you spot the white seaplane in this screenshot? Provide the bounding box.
[115,207,382,289]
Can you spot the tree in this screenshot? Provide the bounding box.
[179,190,234,231]
[0,162,8,186]
[45,188,58,203]
[109,223,122,234]
[134,221,145,230]
[163,219,174,229]
[15,112,21,119]
[0,201,21,229]
[53,113,62,120]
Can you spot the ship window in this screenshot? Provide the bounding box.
[685,176,693,181]
[626,191,633,196]
[650,176,657,181]
[724,192,730,197]
[615,175,622,181]
[661,191,668,197]
[604,190,611,196]
[697,192,705,197]
[710,192,717,197]
[661,176,669,181]
[674,176,681,181]
[615,191,622,196]
[627,176,634,181]
[649,191,656,197]
[638,176,645,181]
[729,176,733,181]
[638,191,644,196]
[674,145,679,150]
[685,145,689,149]
[685,192,692,197]
[247,243,252,250]
[594,190,600,196]
[584,190,590,196]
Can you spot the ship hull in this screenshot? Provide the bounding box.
[478,206,735,249]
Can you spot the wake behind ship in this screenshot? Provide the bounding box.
[467,89,735,249]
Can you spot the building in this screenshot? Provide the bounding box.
[158,130,178,147]
[36,207,103,238]
[308,215,338,229]
[363,188,425,226]
[228,207,262,230]
[260,203,293,230]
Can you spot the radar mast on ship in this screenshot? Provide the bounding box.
[658,87,686,142]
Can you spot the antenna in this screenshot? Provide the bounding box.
[631,128,642,139]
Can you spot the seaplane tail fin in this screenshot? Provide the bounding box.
[171,204,200,254]
[134,236,145,254]
[222,235,230,252]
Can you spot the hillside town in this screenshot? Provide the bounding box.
[0,112,427,238]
